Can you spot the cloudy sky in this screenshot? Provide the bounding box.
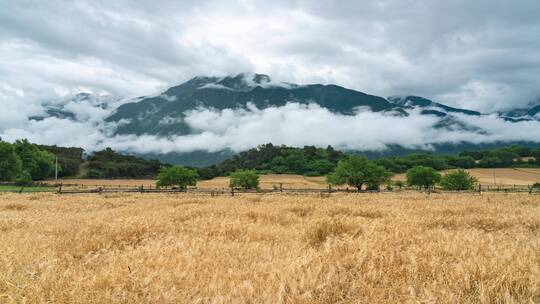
[1,0,540,154]
[2,0,540,110]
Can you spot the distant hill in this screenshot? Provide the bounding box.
[29,73,540,166]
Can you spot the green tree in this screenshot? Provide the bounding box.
[229,170,260,189]
[14,139,55,180]
[448,156,476,169]
[439,169,478,190]
[406,166,441,190]
[394,180,405,190]
[532,148,540,166]
[327,156,391,191]
[156,166,198,189]
[0,141,22,181]
[15,170,32,186]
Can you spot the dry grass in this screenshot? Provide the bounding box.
[44,168,540,191]
[0,192,538,303]
[393,168,540,186]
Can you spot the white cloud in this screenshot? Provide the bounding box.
[2,102,539,156]
[1,0,540,113]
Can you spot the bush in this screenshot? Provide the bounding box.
[15,171,32,186]
[156,166,198,189]
[394,180,404,190]
[229,170,259,189]
[85,169,104,179]
[406,166,441,190]
[532,182,540,189]
[440,169,478,190]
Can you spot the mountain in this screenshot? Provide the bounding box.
[499,102,540,122]
[106,73,403,136]
[26,73,539,166]
[29,92,128,122]
[387,96,481,117]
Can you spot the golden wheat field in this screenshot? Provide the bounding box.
[1,192,539,303]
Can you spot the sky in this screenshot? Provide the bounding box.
[1,0,540,154]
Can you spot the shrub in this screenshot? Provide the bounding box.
[85,169,104,179]
[229,170,259,189]
[156,166,198,189]
[15,171,32,186]
[440,169,478,190]
[406,166,441,190]
[394,180,404,190]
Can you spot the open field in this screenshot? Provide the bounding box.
[0,192,538,303]
[0,185,55,192]
[393,168,540,187]
[42,168,540,191]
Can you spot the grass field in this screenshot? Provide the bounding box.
[0,192,538,303]
[0,185,55,192]
[43,168,540,190]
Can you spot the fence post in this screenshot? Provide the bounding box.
[328,184,332,194]
[230,187,234,197]
[477,184,482,194]
[280,183,283,192]
[529,185,533,195]
[58,183,63,194]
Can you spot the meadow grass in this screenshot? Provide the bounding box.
[0,192,538,303]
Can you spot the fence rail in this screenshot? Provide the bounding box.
[54,185,540,195]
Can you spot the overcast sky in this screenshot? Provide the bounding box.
[2,0,540,113]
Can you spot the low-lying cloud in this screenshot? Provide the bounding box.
[1,102,539,156]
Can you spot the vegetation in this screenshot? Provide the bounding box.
[0,185,54,192]
[327,156,391,191]
[38,144,84,177]
[229,170,260,189]
[406,166,441,189]
[1,192,538,303]
[197,144,346,180]
[156,166,198,189]
[0,141,22,181]
[0,139,55,182]
[87,148,162,179]
[374,144,540,173]
[440,169,478,191]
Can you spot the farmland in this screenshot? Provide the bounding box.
[39,168,540,191]
[1,192,538,303]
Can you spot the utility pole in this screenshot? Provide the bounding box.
[55,156,58,181]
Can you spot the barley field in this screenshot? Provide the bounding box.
[1,192,539,303]
[45,168,540,191]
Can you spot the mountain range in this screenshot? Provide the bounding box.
[32,73,540,166]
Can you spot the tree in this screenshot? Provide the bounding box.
[15,170,32,186]
[440,169,478,190]
[394,180,405,190]
[406,166,441,190]
[229,170,259,189]
[327,156,391,191]
[448,156,476,169]
[533,148,540,166]
[0,141,22,181]
[14,139,55,180]
[156,166,198,189]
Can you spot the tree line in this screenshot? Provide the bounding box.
[157,156,482,192]
[0,139,56,185]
